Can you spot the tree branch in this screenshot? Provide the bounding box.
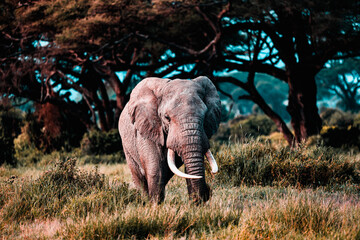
[135,31,220,57]
[214,76,249,90]
[238,95,253,101]
[218,59,287,82]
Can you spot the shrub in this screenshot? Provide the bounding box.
[13,123,44,166]
[216,140,360,187]
[311,108,360,150]
[232,115,277,138]
[212,114,277,143]
[81,128,123,155]
[353,113,360,128]
[21,104,87,153]
[320,125,360,150]
[212,123,231,143]
[320,108,354,127]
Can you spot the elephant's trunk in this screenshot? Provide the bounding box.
[167,149,202,179]
[182,150,210,202]
[180,118,211,202]
[166,117,219,202]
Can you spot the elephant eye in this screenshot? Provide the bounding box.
[164,114,170,122]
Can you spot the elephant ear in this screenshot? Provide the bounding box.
[127,78,169,145]
[192,76,221,138]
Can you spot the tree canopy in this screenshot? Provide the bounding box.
[1,0,360,145]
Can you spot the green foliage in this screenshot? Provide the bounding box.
[1,158,141,221]
[232,115,277,138]
[212,123,231,143]
[14,126,125,167]
[3,0,360,150]
[317,108,360,150]
[13,107,87,154]
[354,113,360,128]
[81,128,123,155]
[213,114,277,143]
[216,140,360,187]
[13,122,44,166]
[320,108,354,127]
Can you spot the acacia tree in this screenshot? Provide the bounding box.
[214,0,360,143]
[138,0,360,144]
[1,0,360,145]
[0,0,149,130]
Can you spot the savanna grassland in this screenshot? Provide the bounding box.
[1,140,360,239]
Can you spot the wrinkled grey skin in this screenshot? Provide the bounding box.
[119,76,221,203]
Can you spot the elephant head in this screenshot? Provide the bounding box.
[124,76,221,202]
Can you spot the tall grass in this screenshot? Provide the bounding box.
[216,139,360,188]
[1,158,141,222]
[1,142,360,239]
[57,187,360,239]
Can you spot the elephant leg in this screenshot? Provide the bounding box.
[124,149,148,194]
[146,171,165,203]
[137,137,167,203]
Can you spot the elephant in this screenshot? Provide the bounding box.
[118,76,221,203]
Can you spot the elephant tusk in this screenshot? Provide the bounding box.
[205,150,219,174]
[167,149,202,179]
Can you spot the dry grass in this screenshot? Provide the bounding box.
[79,163,132,183]
[1,143,360,239]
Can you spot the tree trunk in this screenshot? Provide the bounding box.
[106,70,130,129]
[251,89,295,146]
[215,75,295,146]
[286,66,322,143]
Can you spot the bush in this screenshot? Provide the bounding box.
[212,123,231,142]
[316,108,360,150]
[320,126,360,150]
[353,113,360,128]
[81,128,123,155]
[320,108,354,127]
[216,140,360,187]
[13,123,44,166]
[212,114,277,143]
[2,158,141,221]
[20,104,88,153]
[234,115,277,138]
